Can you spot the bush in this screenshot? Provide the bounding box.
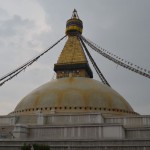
[21,143,50,150]
[21,143,30,150]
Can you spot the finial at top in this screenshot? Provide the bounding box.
[72,9,79,19]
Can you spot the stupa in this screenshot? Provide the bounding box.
[12,9,137,117]
[0,10,149,150]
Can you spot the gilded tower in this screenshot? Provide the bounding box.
[54,9,93,78]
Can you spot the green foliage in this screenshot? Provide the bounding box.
[21,143,30,150]
[21,143,50,150]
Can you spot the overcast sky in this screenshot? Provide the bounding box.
[0,0,149,115]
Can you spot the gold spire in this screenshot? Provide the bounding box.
[57,36,87,64]
[54,10,93,79]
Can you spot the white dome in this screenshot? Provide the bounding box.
[12,77,137,116]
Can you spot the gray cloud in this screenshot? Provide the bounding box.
[0,15,32,37]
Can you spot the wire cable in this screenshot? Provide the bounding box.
[79,36,111,87]
[0,35,66,86]
[80,35,150,79]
